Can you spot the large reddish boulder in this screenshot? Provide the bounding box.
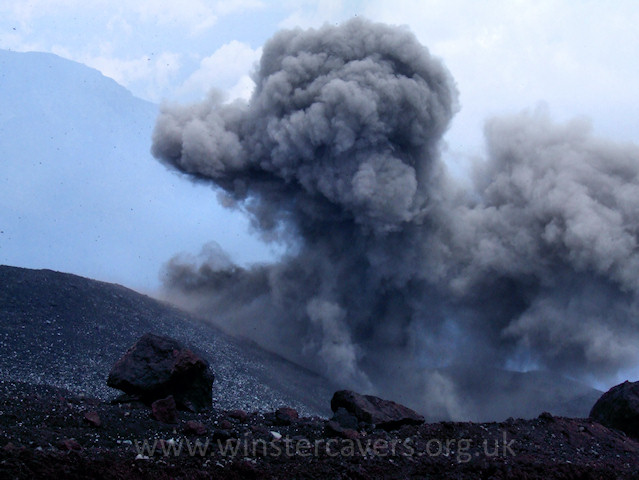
[107,333,214,412]
[331,390,424,431]
[590,380,639,439]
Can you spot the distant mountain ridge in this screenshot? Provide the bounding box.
[0,49,268,289]
[0,50,153,131]
[0,49,159,286]
[0,50,156,187]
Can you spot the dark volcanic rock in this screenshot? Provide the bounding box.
[2,380,639,479]
[219,419,234,430]
[325,420,360,439]
[151,395,178,424]
[107,333,214,412]
[331,406,359,430]
[58,438,82,451]
[183,420,208,435]
[228,409,249,422]
[331,390,424,430]
[83,411,101,428]
[590,380,639,439]
[274,407,299,426]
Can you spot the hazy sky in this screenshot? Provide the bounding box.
[4,1,638,144]
[1,0,638,289]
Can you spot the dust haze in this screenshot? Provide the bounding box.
[151,18,639,420]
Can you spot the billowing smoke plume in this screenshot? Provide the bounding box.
[152,18,639,419]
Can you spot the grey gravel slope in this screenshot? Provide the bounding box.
[0,265,336,417]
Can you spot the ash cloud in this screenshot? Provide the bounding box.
[152,18,639,420]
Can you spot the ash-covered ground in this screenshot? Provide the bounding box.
[0,265,638,478]
[1,380,638,479]
[0,265,336,417]
[0,265,601,421]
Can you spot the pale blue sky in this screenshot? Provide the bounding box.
[3,1,638,180]
[3,1,638,136]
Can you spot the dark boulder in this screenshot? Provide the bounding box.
[590,380,639,439]
[331,390,424,431]
[107,333,214,412]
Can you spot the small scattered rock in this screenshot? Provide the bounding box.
[274,407,299,426]
[3,442,18,453]
[236,458,257,475]
[251,425,271,436]
[228,409,248,422]
[219,419,233,430]
[83,411,102,428]
[151,395,178,424]
[183,420,207,435]
[58,438,82,451]
[539,412,554,422]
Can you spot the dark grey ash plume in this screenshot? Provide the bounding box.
[152,18,639,419]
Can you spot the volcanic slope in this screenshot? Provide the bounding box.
[0,265,336,416]
[0,265,604,421]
